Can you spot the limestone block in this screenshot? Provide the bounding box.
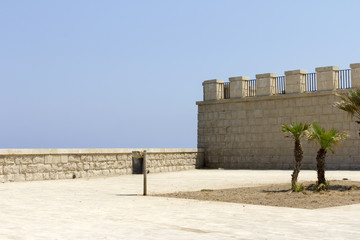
[256,73,277,96]
[62,163,71,171]
[43,173,50,180]
[316,66,339,91]
[93,155,106,162]
[4,165,19,174]
[284,69,307,94]
[350,63,360,88]
[65,172,74,179]
[83,163,90,170]
[106,155,117,161]
[14,174,25,181]
[49,172,58,180]
[68,155,81,163]
[116,154,127,161]
[5,157,15,165]
[229,76,250,98]
[60,155,68,163]
[80,171,88,178]
[76,163,83,171]
[19,156,32,164]
[0,175,5,183]
[51,164,60,172]
[25,173,33,181]
[81,155,93,162]
[32,156,44,164]
[202,79,225,100]
[6,174,15,182]
[45,155,51,164]
[33,173,44,181]
[70,163,77,171]
[94,162,101,169]
[57,172,66,179]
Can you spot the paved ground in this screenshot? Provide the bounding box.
[0,169,359,240]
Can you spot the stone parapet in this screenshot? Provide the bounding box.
[229,76,250,98]
[201,63,360,102]
[255,73,277,96]
[202,79,224,101]
[350,63,360,88]
[285,69,307,94]
[0,148,204,183]
[315,66,340,91]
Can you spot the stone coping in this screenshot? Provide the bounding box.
[196,89,344,105]
[0,148,203,155]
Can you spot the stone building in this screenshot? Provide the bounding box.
[197,64,360,170]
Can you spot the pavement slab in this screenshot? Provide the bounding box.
[0,169,359,240]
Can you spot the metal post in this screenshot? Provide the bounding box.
[143,150,147,196]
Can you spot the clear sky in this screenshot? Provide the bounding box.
[1,0,360,149]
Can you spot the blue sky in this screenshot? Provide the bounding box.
[1,0,360,148]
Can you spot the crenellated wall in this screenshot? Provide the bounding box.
[0,148,204,183]
[197,63,360,170]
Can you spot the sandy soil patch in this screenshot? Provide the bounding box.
[156,180,360,209]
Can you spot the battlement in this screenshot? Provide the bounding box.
[201,63,360,101]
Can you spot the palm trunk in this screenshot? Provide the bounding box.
[291,139,303,188]
[316,148,327,185]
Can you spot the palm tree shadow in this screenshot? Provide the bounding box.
[262,189,290,193]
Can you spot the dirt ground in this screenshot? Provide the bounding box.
[156,180,360,209]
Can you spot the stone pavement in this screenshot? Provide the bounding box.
[0,169,359,240]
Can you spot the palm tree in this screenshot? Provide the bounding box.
[281,122,309,190]
[306,123,348,188]
[334,89,360,135]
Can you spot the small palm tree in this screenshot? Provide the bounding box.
[334,89,360,135]
[281,122,309,190]
[306,123,348,188]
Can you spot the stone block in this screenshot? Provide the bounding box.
[65,172,74,179]
[19,156,32,164]
[43,173,50,180]
[4,165,19,174]
[32,173,44,181]
[68,155,80,163]
[5,157,15,165]
[49,172,58,180]
[202,79,225,100]
[57,172,66,179]
[81,155,93,162]
[14,174,25,181]
[60,155,68,163]
[6,174,15,182]
[32,156,44,164]
[316,66,339,91]
[80,171,88,178]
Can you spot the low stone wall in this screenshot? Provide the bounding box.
[0,148,204,183]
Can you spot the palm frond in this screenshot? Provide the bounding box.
[306,123,348,152]
[281,122,309,140]
[335,89,360,120]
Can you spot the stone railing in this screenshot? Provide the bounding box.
[0,148,204,183]
[202,63,360,100]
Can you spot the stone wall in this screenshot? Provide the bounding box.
[197,63,360,170]
[0,148,204,183]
